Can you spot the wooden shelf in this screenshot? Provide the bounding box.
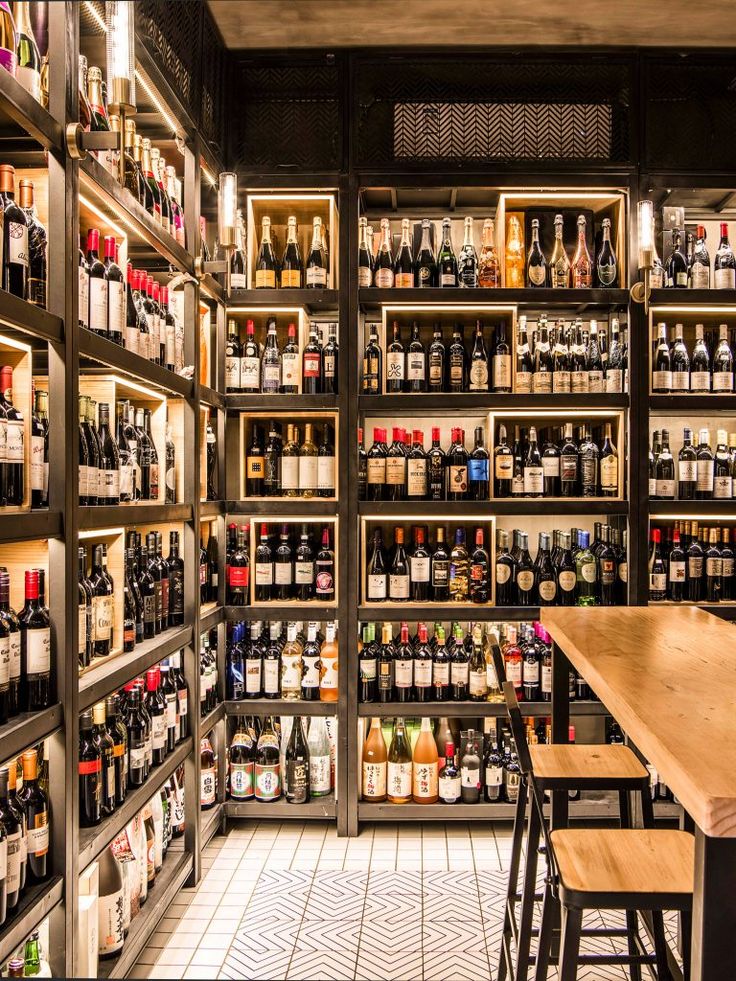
[200,501,226,518]
[201,702,225,738]
[358,604,540,621]
[225,699,338,716]
[200,385,225,410]
[0,69,62,149]
[226,394,339,410]
[650,288,736,306]
[360,393,629,411]
[357,700,608,717]
[79,625,193,711]
[0,511,62,544]
[0,705,63,765]
[0,876,63,967]
[78,738,193,869]
[650,500,736,516]
[650,395,736,412]
[359,287,630,308]
[79,155,194,275]
[358,796,637,822]
[225,793,336,819]
[200,605,225,633]
[79,329,194,399]
[228,289,339,310]
[0,288,63,345]
[78,503,193,531]
[359,500,628,517]
[227,499,338,516]
[97,847,192,979]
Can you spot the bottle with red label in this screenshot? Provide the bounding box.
[79,709,102,827]
[302,322,323,394]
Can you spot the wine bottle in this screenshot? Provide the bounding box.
[285,717,310,804]
[714,222,736,289]
[386,718,412,804]
[255,216,277,288]
[361,717,387,802]
[18,749,48,883]
[526,217,547,287]
[281,215,303,288]
[18,570,50,711]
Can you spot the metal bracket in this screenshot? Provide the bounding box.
[65,122,120,160]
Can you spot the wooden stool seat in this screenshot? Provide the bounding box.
[551,828,694,904]
[530,743,649,786]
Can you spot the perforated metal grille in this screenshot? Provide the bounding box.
[228,59,342,172]
[199,5,227,157]
[356,56,632,168]
[136,0,201,118]
[645,56,736,172]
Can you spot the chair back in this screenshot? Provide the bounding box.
[502,681,561,889]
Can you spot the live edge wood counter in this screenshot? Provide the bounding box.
[541,606,736,981]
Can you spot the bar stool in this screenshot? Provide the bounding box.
[502,681,693,981]
[490,642,658,981]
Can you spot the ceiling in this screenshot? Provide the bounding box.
[207,0,736,49]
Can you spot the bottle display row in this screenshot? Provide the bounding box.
[0,366,28,509]
[0,166,47,308]
[0,748,49,928]
[199,526,219,606]
[78,397,175,506]
[224,714,336,805]
[225,318,339,395]
[361,315,627,396]
[652,322,735,393]
[78,662,188,828]
[0,568,50,717]
[358,212,619,289]
[79,53,187,246]
[0,3,45,105]
[225,620,338,702]
[496,525,627,608]
[648,522,734,604]
[649,428,736,500]
[199,629,220,718]
[252,523,336,604]
[660,222,735,290]
[366,524,491,604]
[91,776,185,962]
[255,215,331,290]
[79,238,184,372]
[78,530,184,671]
[245,421,335,498]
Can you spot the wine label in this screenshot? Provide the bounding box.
[412,761,438,800]
[714,475,733,498]
[656,478,675,498]
[367,574,387,600]
[495,452,513,480]
[230,762,255,799]
[448,465,468,494]
[461,765,481,790]
[650,572,667,593]
[469,669,487,696]
[558,570,576,592]
[652,370,673,390]
[713,372,734,392]
[580,561,597,584]
[587,370,604,393]
[541,664,552,693]
[723,558,735,578]
[320,655,338,693]
[26,628,50,675]
[706,557,723,577]
[523,659,540,684]
[274,562,293,586]
[318,456,335,492]
[538,580,557,602]
[303,352,321,378]
[542,456,560,478]
[485,764,503,787]
[496,563,511,584]
[94,594,113,642]
[386,352,405,382]
[385,456,406,485]
[690,371,710,392]
[493,355,511,389]
[310,754,331,794]
[690,262,709,289]
[688,556,703,579]
[678,461,696,483]
[295,561,314,585]
[200,767,216,805]
[225,357,241,389]
[6,829,19,893]
[152,714,166,750]
[245,658,262,694]
[715,267,736,289]
[79,267,89,328]
[571,370,588,393]
[358,267,373,288]
[6,419,23,463]
[387,761,412,799]
[605,368,623,393]
[601,455,618,492]
[468,458,489,482]
[263,659,280,694]
[362,761,386,799]
[407,459,427,496]
[413,658,432,687]
[389,574,410,599]
[671,372,690,391]
[410,555,430,582]
[8,222,28,268]
[241,357,260,389]
[280,456,299,491]
[669,560,686,582]
[506,660,522,686]
[108,281,125,337]
[299,456,319,491]
[255,562,273,584]
[517,570,534,592]
[367,457,386,484]
[281,351,300,390]
[697,460,715,492]
[307,266,327,287]
[451,661,469,685]
[432,560,449,586]
[31,435,45,491]
[28,814,49,856]
[433,661,450,686]
[531,372,553,394]
[89,278,108,333]
[553,370,571,393]
[469,360,489,390]
[439,774,461,802]
[523,466,544,495]
[359,657,377,681]
[255,269,277,288]
[407,354,425,380]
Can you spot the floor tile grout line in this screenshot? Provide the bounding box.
[285,822,325,980]
[352,821,376,973]
[468,820,495,981]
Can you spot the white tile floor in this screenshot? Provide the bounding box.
[129,821,678,980]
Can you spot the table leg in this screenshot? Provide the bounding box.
[550,641,570,830]
[691,828,736,981]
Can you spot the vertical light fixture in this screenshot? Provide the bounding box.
[217,172,238,291]
[631,198,655,314]
[105,0,136,184]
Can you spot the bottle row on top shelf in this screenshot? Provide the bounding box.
[649,521,735,604]
[225,317,339,395]
[362,316,627,397]
[650,427,736,501]
[652,321,736,394]
[225,620,338,703]
[365,521,625,608]
[358,421,621,502]
[78,663,189,829]
[79,234,185,372]
[224,714,337,805]
[359,212,620,290]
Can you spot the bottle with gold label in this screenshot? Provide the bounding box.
[549,214,571,288]
[478,218,500,287]
[600,422,619,497]
[505,215,524,288]
[572,214,593,288]
[255,216,277,289]
[280,215,303,288]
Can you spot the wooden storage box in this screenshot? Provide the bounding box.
[246,192,339,289]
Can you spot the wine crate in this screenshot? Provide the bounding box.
[375,303,516,395]
[359,514,496,607]
[224,306,309,393]
[0,334,33,514]
[496,189,628,288]
[246,192,339,290]
[238,410,339,502]
[488,408,626,501]
[247,515,339,609]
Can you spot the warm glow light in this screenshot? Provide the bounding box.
[652,306,736,315]
[105,1,135,111]
[637,200,654,268]
[201,165,217,188]
[79,527,125,540]
[0,333,32,354]
[383,305,516,315]
[79,193,128,240]
[109,374,163,402]
[218,172,238,249]
[85,0,107,32]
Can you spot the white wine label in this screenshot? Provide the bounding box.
[389,574,410,598]
[358,267,372,287]
[367,574,387,600]
[496,562,511,584]
[581,561,597,584]
[669,561,686,582]
[375,268,394,288]
[281,457,299,490]
[652,370,672,390]
[245,659,262,694]
[439,774,461,802]
[495,452,513,480]
[485,765,503,787]
[648,477,657,496]
[152,714,166,749]
[538,580,557,602]
[712,372,734,392]
[469,669,487,696]
[715,267,736,289]
[306,266,327,287]
[362,761,386,799]
[387,761,412,799]
[493,355,511,389]
[6,830,19,893]
[26,629,50,675]
[650,573,667,593]
[412,761,438,799]
[410,556,430,582]
[386,352,405,381]
[558,570,576,592]
[281,351,300,388]
[263,660,280,693]
[723,558,735,577]
[299,456,319,491]
[690,371,710,391]
[517,570,534,592]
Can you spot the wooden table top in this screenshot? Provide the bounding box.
[541,606,736,838]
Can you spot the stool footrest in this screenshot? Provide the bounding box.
[578,954,657,967]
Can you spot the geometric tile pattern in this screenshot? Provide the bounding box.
[130,821,681,981]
